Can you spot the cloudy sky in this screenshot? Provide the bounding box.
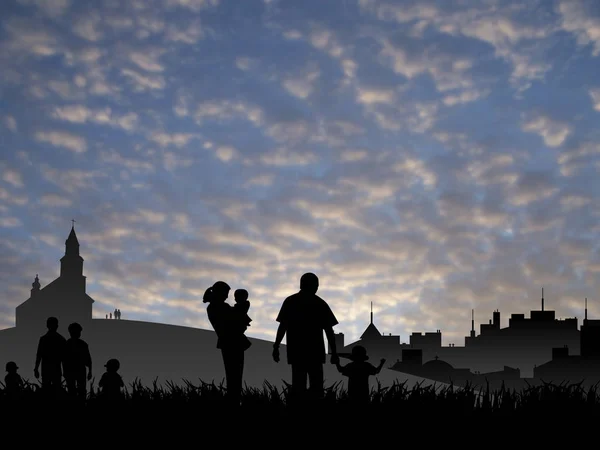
[1,0,600,347]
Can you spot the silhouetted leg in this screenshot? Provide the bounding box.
[222,347,243,406]
[291,363,308,405]
[307,363,324,400]
[76,373,87,400]
[65,376,76,396]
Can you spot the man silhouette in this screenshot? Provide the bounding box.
[34,316,66,395]
[273,272,339,402]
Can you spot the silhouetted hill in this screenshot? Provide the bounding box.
[0,319,444,391]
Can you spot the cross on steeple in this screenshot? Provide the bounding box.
[71,219,76,228]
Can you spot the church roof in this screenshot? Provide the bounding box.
[360,322,382,339]
[423,358,454,370]
[66,226,79,246]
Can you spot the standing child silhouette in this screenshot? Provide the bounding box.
[63,322,92,401]
[335,345,385,406]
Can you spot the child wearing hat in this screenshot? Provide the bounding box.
[335,345,385,405]
[4,361,24,394]
[98,358,124,400]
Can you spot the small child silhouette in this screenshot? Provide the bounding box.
[233,289,252,329]
[99,358,124,401]
[4,361,24,395]
[335,345,385,405]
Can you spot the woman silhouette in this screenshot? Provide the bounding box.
[204,281,251,406]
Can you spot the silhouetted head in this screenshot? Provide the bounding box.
[234,289,248,303]
[5,361,18,373]
[46,316,59,331]
[105,358,120,373]
[300,273,319,294]
[350,345,369,362]
[211,281,231,302]
[68,322,82,338]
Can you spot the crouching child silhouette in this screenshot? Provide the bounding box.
[335,346,385,406]
[98,358,124,403]
[4,361,24,402]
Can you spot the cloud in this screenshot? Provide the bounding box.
[3,116,17,132]
[557,0,600,57]
[51,105,139,131]
[130,50,166,73]
[149,132,201,148]
[2,167,24,188]
[521,114,571,147]
[34,130,87,153]
[590,88,600,111]
[165,20,205,43]
[17,0,71,18]
[165,0,220,12]
[39,193,72,207]
[121,69,165,91]
[72,13,104,42]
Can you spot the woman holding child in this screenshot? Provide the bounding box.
[203,281,252,406]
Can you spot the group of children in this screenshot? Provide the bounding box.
[3,317,124,401]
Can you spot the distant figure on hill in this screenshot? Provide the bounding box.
[99,358,124,401]
[273,272,340,403]
[234,289,252,329]
[117,309,121,319]
[204,281,252,407]
[109,313,112,319]
[335,345,385,406]
[34,316,66,395]
[63,322,92,400]
[4,361,24,396]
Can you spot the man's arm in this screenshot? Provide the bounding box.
[85,344,93,379]
[324,326,339,364]
[34,338,43,374]
[274,322,287,347]
[272,322,286,362]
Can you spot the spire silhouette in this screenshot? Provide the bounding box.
[370,301,373,325]
[60,223,84,278]
[541,287,544,312]
[585,297,588,321]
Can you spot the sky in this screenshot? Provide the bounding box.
[1,0,600,347]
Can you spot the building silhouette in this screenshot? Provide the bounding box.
[533,299,600,384]
[15,224,94,332]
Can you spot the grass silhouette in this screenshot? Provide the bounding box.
[4,377,595,443]
[3,376,600,417]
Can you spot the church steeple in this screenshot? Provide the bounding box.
[65,220,80,256]
[30,274,41,297]
[60,221,84,279]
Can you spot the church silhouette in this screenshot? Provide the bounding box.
[16,224,95,332]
